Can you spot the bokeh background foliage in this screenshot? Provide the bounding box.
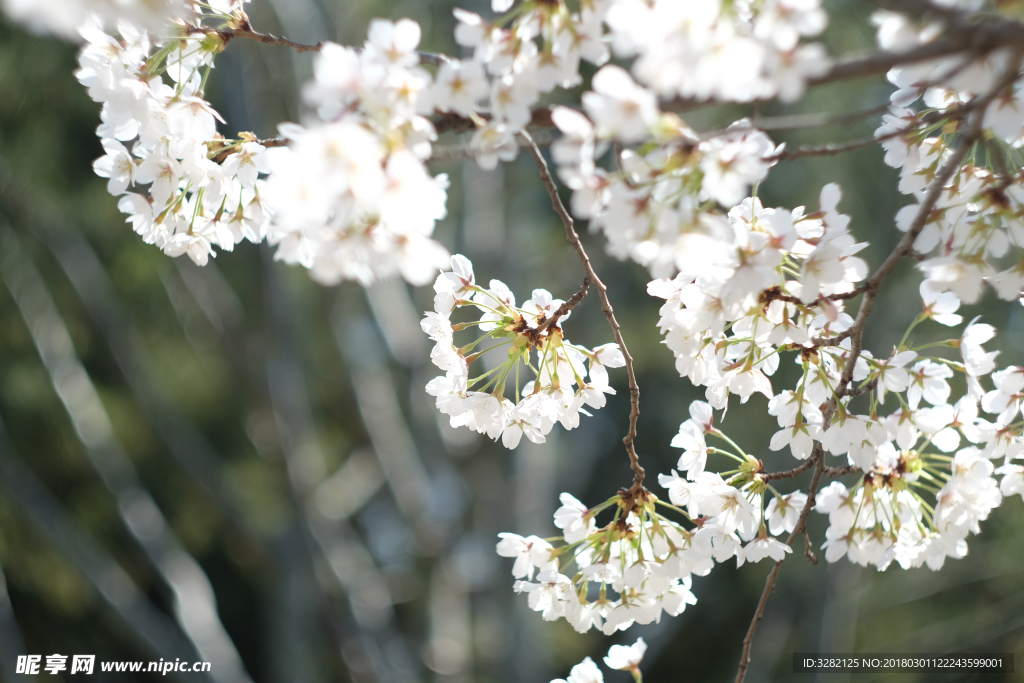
[0,1,1023,682]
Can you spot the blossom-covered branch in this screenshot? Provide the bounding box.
[735,48,1024,682]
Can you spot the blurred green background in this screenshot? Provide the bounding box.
[0,1,1022,682]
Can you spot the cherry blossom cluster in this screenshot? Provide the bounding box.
[646,183,865,409]
[553,106,783,276]
[497,489,698,635]
[438,0,609,170]
[67,0,838,286]
[666,312,1024,571]
[523,1,833,278]
[496,404,821,635]
[80,9,453,284]
[602,0,830,104]
[872,13,1024,306]
[549,638,647,683]
[423,255,625,449]
[499,311,1024,622]
[634,160,1024,570]
[79,4,273,267]
[545,43,797,276]
[496,177,1024,627]
[261,20,451,286]
[496,441,807,636]
[809,333,1019,572]
[439,0,828,171]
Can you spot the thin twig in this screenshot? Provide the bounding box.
[209,136,287,163]
[845,379,879,397]
[187,22,449,65]
[772,133,897,161]
[532,277,591,339]
[429,129,558,162]
[211,115,557,164]
[521,131,645,495]
[203,25,323,53]
[802,528,818,565]
[811,328,854,348]
[761,456,817,481]
[769,99,979,163]
[700,103,893,140]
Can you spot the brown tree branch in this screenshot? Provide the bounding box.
[197,9,1024,181]
[807,18,1024,88]
[205,25,323,53]
[829,287,868,301]
[521,131,645,495]
[811,328,854,348]
[196,5,1024,92]
[871,0,971,21]
[736,447,826,683]
[823,464,864,478]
